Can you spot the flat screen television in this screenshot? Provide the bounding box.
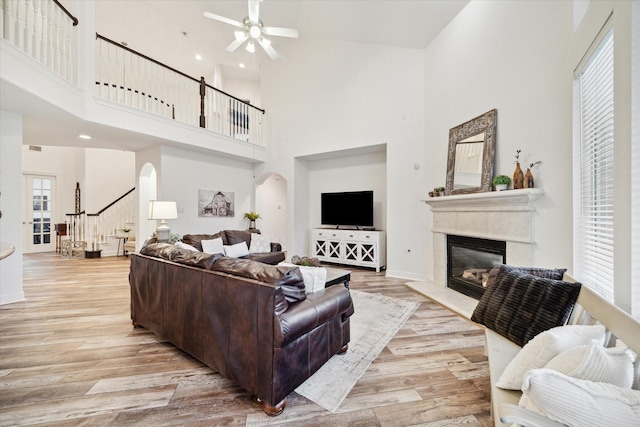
[321,191,374,228]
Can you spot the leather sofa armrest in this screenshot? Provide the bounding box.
[271,242,282,252]
[274,285,353,347]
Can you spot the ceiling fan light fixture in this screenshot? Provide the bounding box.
[249,25,261,39]
[204,1,298,61]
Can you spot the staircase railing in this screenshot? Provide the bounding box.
[95,34,266,146]
[1,0,78,84]
[86,187,136,250]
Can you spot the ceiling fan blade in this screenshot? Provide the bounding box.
[263,26,299,38]
[248,0,260,23]
[258,38,279,60]
[226,33,249,52]
[203,11,242,28]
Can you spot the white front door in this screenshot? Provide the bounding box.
[24,174,56,253]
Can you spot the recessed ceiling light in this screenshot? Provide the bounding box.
[78,134,91,140]
[195,54,202,60]
[239,63,245,68]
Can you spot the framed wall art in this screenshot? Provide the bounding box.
[198,189,235,217]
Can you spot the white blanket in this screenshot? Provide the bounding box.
[279,262,327,294]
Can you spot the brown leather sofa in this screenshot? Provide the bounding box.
[129,243,353,416]
[182,229,285,265]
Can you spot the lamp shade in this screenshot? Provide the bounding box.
[148,201,178,220]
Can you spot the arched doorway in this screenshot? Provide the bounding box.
[255,173,287,251]
[137,162,157,249]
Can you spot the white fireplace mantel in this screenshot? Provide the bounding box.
[424,188,545,288]
[423,188,544,212]
[423,188,544,244]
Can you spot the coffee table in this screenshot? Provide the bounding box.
[324,267,351,289]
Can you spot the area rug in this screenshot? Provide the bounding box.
[294,289,420,412]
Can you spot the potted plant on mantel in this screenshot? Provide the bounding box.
[493,175,511,191]
[244,212,261,230]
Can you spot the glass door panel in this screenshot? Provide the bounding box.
[25,175,56,253]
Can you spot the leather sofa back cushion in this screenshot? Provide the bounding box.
[471,266,581,347]
[140,243,221,269]
[181,232,226,251]
[211,257,306,302]
[224,230,256,246]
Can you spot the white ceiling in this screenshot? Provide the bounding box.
[95,0,469,81]
[4,0,469,151]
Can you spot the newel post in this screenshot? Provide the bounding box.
[199,76,206,128]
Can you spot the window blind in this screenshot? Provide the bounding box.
[575,28,614,302]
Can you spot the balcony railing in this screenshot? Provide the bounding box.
[1,0,265,146]
[95,34,265,146]
[1,0,78,84]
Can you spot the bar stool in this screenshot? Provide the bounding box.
[55,223,67,253]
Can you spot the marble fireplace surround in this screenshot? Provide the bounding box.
[408,188,545,318]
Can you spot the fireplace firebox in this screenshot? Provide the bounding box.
[447,235,506,300]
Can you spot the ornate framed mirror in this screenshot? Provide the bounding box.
[445,109,497,195]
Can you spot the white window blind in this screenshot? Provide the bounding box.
[575,27,614,301]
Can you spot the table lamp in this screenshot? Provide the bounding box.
[149,201,178,243]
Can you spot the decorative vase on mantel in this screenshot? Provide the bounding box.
[513,162,524,189]
[524,168,535,188]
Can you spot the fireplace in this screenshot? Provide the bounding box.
[423,189,544,299]
[447,235,506,300]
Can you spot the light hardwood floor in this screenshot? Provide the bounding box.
[0,253,491,426]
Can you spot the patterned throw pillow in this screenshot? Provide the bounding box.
[522,369,640,427]
[249,233,271,254]
[471,267,581,347]
[543,339,633,388]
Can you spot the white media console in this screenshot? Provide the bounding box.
[311,228,386,272]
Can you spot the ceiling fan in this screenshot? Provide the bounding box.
[203,0,299,60]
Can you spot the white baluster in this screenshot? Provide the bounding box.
[96,38,102,97]
[31,0,40,61]
[124,50,130,107]
[0,0,5,40]
[3,0,12,42]
[116,44,122,104]
[39,0,47,63]
[53,6,60,75]
[23,0,33,56]
[13,0,22,49]
[59,19,67,80]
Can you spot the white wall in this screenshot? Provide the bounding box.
[260,37,425,279]
[22,146,134,218]
[22,145,79,223]
[84,148,135,212]
[156,146,255,238]
[1,111,25,305]
[423,1,574,278]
